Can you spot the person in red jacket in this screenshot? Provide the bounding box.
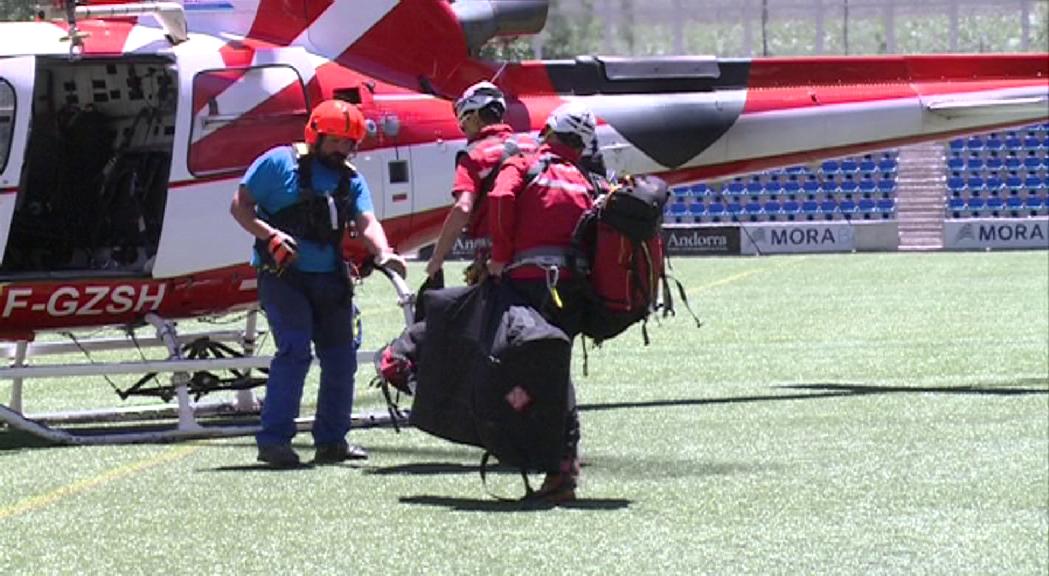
[486,102,600,503]
[425,81,536,284]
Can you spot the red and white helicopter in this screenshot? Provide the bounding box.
[0,0,1045,443]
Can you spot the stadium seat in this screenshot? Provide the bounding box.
[1005,136,1022,149]
[1006,196,1024,210]
[985,137,1004,150]
[967,176,985,191]
[840,160,858,172]
[985,157,1003,170]
[726,181,745,195]
[858,199,876,213]
[859,160,877,173]
[859,180,877,195]
[672,186,690,199]
[840,180,858,194]
[690,183,711,197]
[746,181,763,194]
[968,197,986,211]
[670,202,688,217]
[947,157,965,170]
[781,200,800,214]
[784,181,801,194]
[707,202,725,216]
[876,199,895,213]
[948,139,965,152]
[877,179,896,194]
[966,136,984,150]
[689,202,706,218]
[986,197,1005,212]
[878,158,897,172]
[744,201,763,215]
[838,199,857,213]
[726,202,744,216]
[1024,157,1042,170]
[947,176,966,192]
[763,200,781,214]
[1024,137,1042,149]
[1025,175,1045,191]
[1024,196,1044,210]
[967,157,984,171]
[821,160,840,174]
[820,200,837,213]
[948,198,967,212]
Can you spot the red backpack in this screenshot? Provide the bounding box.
[573,175,700,344]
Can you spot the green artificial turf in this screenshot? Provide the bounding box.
[0,252,1046,575]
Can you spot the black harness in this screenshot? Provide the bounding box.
[256,143,356,265]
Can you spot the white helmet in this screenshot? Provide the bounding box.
[453,81,506,121]
[545,102,597,151]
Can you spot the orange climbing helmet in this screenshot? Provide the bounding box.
[304,99,367,146]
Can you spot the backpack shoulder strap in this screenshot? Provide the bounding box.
[291,142,314,199]
[477,135,525,198]
[525,153,556,187]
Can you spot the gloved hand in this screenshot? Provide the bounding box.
[374,251,407,279]
[266,230,298,268]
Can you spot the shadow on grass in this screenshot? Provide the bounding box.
[368,462,483,476]
[579,382,1048,413]
[399,495,631,512]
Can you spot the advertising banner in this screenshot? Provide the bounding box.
[944,218,1049,250]
[740,222,856,254]
[662,226,741,256]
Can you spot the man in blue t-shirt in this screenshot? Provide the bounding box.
[230,100,406,468]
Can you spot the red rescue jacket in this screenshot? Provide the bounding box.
[488,142,595,280]
[453,124,537,240]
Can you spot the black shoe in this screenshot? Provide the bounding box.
[314,441,368,464]
[257,444,300,468]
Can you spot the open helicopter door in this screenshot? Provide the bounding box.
[0,56,34,266]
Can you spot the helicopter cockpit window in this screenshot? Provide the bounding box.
[0,79,13,174]
[189,65,308,175]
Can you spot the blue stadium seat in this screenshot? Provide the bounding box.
[1005,175,1023,191]
[986,197,1005,211]
[819,200,837,213]
[707,202,725,216]
[746,181,763,194]
[967,136,984,150]
[857,199,876,213]
[876,198,895,212]
[763,200,781,214]
[840,180,859,194]
[726,181,745,195]
[838,199,857,213]
[947,157,964,170]
[672,186,690,199]
[948,139,965,152]
[690,183,711,197]
[985,157,1003,170]
[840,160,858,172]
[669,202,688,217]
[859,160,877,173]
[781,200,800,214]
[802,180,820,193]
[877,180,896,194]
[1005,136,1022,149]
[689,202,706,218]
[821,160,840,173]
[801,200,820,214]
[1024,137,1042,149]
[1006,196,1024,210]
[726,202,744,216]
[859,180,877,194]
[1005,156,1023,170]
[985,137,1004,150]
[968,197,987,211]
[967,157,984,171]
[878,158,897,172]
[1024,196,1045,210]
[1024,157,1042,170]
[985,176,1004,194]
[948,198,967,212]
[784,181,801,194]
[1025,175,1045,191]
[967,176,985,191]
